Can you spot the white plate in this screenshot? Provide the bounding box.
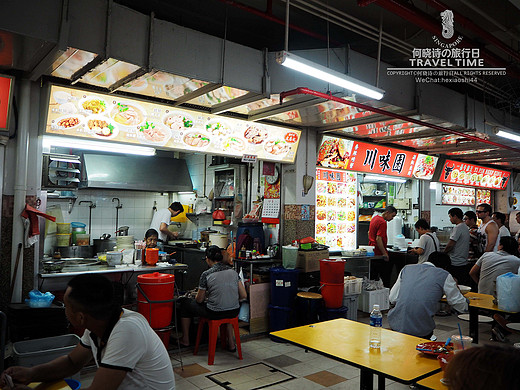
[457,314,493,323]
[264,138,290,157]
[110,102,147,130]
[162,111,195,132]
[506,323,520,331]
[85,114,119,140]
[205,118,232,137]
[182,131,211,150]
[78,96,110,115]
[51,114,85,131]
[136,123,172,146]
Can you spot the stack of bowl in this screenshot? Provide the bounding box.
[116,235,135,264]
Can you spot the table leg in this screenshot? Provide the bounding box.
[377,375,385,389]
[250,264,254,284]
[469,306,479,344]
[360,368,373,390]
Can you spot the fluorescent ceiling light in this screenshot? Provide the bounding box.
[276,51,385,100]
[42,136,156,156]
[365,174,407,183]
[178,191,195,194]
[496,130,520,143]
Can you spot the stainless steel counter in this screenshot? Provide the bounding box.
[38,263,188,278]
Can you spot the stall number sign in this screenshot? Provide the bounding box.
[242,154,257,163]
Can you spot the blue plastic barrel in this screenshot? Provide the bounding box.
[322,306,349,321]
[268,304,293,332]
[270,267,300,306]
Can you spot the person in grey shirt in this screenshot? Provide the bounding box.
[409,219,440,264]
[469,236,520,296]
[444,208,471,286]
[179,246,247,349]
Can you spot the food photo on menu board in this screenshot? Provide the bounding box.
[440,160,510,190]
[315,168,357,251]
[44,85,301,163]
[441,185,476,206]
[476,189,491,204]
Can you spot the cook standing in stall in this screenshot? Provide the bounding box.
[149,202,184,247]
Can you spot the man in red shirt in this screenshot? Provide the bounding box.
[369,206,397,286]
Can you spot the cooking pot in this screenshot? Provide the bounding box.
[56,245,94,259]
[93,239,117,253]
[208,233,228,249]
[200,228,218,243]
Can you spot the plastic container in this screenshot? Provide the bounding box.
[75,233,90,246]
[56,234,71,247]
[300,243,312,250]
[282,246,298,269]
[145,248,159,265]
[106,251,123,267]
[71,230,86,245]
[56,223,70,234]
[369,304,382,349]
[13,334,80,367]
[154,327,171,349]
[320,259,346,284]
[342,293,359,321]
[320,282,344,308]
[64,379,81,390]
[268,304,293,333]
[137,272,175,329]
[270,267,300,307]
[344,277,363,295]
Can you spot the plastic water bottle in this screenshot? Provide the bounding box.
[369,304,382,349]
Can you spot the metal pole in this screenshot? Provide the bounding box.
[284,0,290,52]
[11,79,31,303]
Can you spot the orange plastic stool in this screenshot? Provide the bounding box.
[193,316,243,365]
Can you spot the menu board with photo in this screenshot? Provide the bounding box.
[44,85,301,163]
[476,189,491,204]
[440,160,510,190]
[441,185,475,206]
[316,135,437,180]
[315,168,357,251]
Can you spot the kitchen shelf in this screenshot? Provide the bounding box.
[214,196,235,200]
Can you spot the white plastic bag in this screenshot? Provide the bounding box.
[497,272,520,312]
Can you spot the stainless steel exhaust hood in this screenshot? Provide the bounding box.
[80,153,193,192]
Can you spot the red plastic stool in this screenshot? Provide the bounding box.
[193,316,243,365]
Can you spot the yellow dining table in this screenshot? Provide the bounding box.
[416,371,448,389]
[270,319,441,390]
[464,292,518,343]
[28,380,72,390]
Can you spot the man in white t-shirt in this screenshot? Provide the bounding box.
[150,201,184,244]
[476,203,499,253]
[409,218,440,264]
[492,212,511,242]
[1,274,175,390]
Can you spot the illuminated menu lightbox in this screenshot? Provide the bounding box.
[44,85,301,163]
[0,75,14,131]
[317,135,438,179]
[440,160,510,190]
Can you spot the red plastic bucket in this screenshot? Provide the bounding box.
[320,282,344,309]
[154,327,171,349]
[319,259,346,284]
[137,272,175,329]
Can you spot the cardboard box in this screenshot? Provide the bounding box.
[296,249,329,272]
[359,288,390,312]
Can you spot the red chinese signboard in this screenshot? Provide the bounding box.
[316,135,438,179]
[440,160,510,190]
[0,75,14,131]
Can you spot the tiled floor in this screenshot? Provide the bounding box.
[80,309,519,389]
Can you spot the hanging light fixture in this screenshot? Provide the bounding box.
[42,136,156,156]
[276,51,385,100]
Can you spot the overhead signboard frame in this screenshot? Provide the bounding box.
[42,84,301,163]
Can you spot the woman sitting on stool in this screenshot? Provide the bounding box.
[179,245,247,350]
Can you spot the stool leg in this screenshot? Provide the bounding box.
[220,323,227,349]
[193,319,205,356]
[233,320,243,360]
[208,322,219,365]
